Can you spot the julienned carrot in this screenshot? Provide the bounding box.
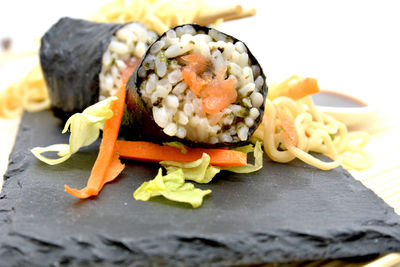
[64,83,126,199]
[115,140,247,167]
[121,57,140,84]
[65,151,125,198]
[268,76,319,100]
[275,105,299,147]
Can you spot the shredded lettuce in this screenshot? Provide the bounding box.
[249,135,263,145]
[232,143,254,154]
[136,142,263,207]
[133,168,211,208]
[225,141,263,173]
[31,97,117,165]
[32,94,264,208]
[163,141,187,154]
[161,153,220,183]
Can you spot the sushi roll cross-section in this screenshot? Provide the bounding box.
[124,24,268,147]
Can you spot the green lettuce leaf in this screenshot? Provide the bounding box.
[161,153,220,183]
[232,143,254,154]
[31,97,117,165]
[225,141,263,173]
[133,168,212,208]
[163,141,187,154]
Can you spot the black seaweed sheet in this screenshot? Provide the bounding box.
[1,110,400,267]
[40,17,124,120]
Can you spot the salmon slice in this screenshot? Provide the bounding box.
[202,77,237,114]
[181,53,237,114]
[181,53,209,74]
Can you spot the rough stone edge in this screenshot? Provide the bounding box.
[1,228,400,267]
[0,117,31,227]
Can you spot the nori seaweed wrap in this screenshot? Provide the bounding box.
[123,24,268,147]
[40,17,158,120]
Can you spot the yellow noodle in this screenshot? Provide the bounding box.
[89,0,208,35]
[287,143,342,171]
[0,66,49,118]
[257,96,372,171]
[262,99,296,163]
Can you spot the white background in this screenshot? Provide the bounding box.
[1,0,400,188]
[1,0,400,104]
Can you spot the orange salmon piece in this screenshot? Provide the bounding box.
[202,77,237,114]
[181,53,237,114]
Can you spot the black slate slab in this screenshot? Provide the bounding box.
[1,110,400,267]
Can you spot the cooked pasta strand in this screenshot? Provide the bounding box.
[257,96,372,171]
[0,66,49,118]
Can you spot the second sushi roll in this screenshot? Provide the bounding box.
[123,24,268,147]
[40,17,158,120]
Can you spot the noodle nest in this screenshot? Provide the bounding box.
[253,96,372,171]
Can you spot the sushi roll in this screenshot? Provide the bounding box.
[40,17,158,120]
[123,24,267,147]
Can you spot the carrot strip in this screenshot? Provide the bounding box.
[275,105,299,147]
[64,83,126,198]
[65,152,125,198]
[121,57,140,84]
[115,140,247,167]
[103,152,125,183]
[268,76,319,100]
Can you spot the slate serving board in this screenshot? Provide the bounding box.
[1,110,400,267]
